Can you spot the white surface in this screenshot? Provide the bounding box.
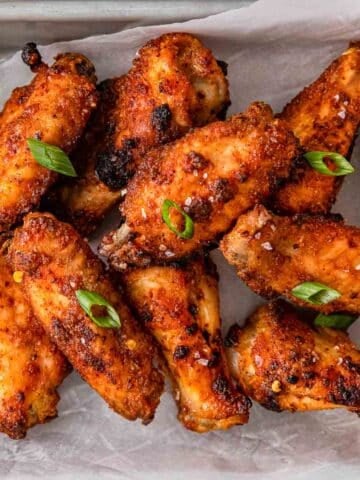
[0,0,360,479]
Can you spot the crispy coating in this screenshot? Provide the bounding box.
[9,213,164,423]
[51,33,230,235]
[226,300,360,413]
[0,238,69,439]
[273,42,360,214]
[220,205,360,314]
[0,44,97,231]
[122,256,250,432]
[100,102,299,269]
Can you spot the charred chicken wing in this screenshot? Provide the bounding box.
[274,42,360,214]
[100,102,299,269]
[0,43,97,231]
[220,205,360,314]
[0,237,69,439]
[9,213,164,423]
[51,32,230,234]
[122,255,250,432]
[226,300,360,413]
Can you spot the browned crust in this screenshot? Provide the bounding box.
[226,300,360,413]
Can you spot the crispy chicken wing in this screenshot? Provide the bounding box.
[0,237,69,439]
[273,42,360,214]
[9,213,164,423]
[0,43,97,231]
[226,300,360,413]
[122,256,250,432]
[220,205,360,314]
[100,102,299,269]
[50,33,230,234]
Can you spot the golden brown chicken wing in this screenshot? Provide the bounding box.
[273,42,360,214]
[0,43,97,232]
[0,237,69,439]
[220,205,360,314]
[9,213,164,424]
[122,255,250,432]
[50,33,230,235]
[100,102,299,269]
[226,300,360,413]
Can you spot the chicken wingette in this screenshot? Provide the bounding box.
[0,43,97,231]
[122,256,250,432]
[226,300,360,413]
[100,102,299,269]
[9,213,164,423]
[50,32,230,235]
[273,42,360,214]
[220,205,360,314]
[0,237,69,439]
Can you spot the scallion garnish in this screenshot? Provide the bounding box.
[161,199,194,239]
[27,138,77,177]
[314,313,357,329]
[75,290,121,329]
[291,282,341,305]
[304,151,354,176]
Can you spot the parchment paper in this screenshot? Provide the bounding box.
[0,1,359,479]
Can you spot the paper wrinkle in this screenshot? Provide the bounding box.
[0,0,359,478]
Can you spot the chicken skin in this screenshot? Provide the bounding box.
[100,102,299,269]
[51,33,230,234]
[220,205,360,314]
[0,43,97,231]
[226,300,360,413]
[0,237,69,439]
[122,255,250,432]
[9,213,164,423]
[274,42,360,214]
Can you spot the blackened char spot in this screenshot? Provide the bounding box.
[151,104,172,132]
[21,42,42,70]
[188,304,198,316]
[216,59,228,76]
[184,151,209,172]
[210,178,236,202]
[95,139,138,190]
[207,350,220,368]
[224,324,241,348]
[75,59,96,78]
[185,323,198,335]
[173,345,190,360]
[187,198,212,222]
[212,375,230,397]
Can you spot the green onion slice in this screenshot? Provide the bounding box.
[161,199,194,239]
[75,290,121,329]
[304,151,354,176]
[291,282,341,305]
[27,138,77,177]
[314,313,357,330]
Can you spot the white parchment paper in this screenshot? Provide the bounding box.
[0,1,359,479]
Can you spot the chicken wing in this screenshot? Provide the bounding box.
[273,42,360,214]
[0,237,69,439]
[122,255,250,432]
[220,205,360,314]
[9,213,164,423]
[49,32,230,235]
[226,300,360,413]
[100,102,299,269]
[0,43,97,231]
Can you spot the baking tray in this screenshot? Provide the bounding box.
[0,0,253,60]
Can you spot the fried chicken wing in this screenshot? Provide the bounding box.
[0,43,97,231]
[220,205,360,314]
[9,213,164,423]
[122,256,250,432]
[100,102,299,269]
[273,42,360,214]
[50,33,230,234]
[226,300,360,413]
[0,237,69,439]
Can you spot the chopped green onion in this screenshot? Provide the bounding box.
[304,151,354,176]
[161,199,194,239]
[291,282,341,305]
[75,290,121,329]
[314,313,357,330]
[27,138,77,177]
